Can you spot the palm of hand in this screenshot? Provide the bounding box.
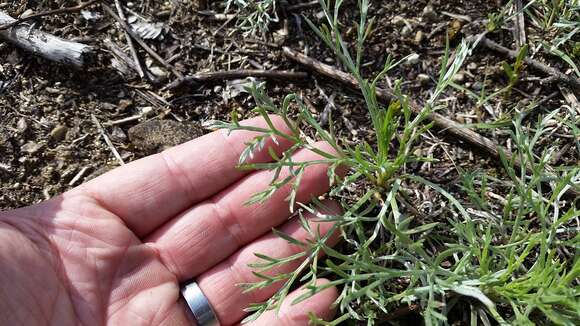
[1,194,184,325]
[0,116,339,326]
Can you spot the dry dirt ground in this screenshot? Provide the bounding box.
[0,1,578,322]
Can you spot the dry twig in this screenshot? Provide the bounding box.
[513,0,527,49]
[114,0,146,79]
[101,3,184,79]
[91,114,125,166]
[166,70,308,89]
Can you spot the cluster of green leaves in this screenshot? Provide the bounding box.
[458,110,580,325]
[502,44,528,97]
[214,0,579,324]
[526,0,580,77]
[224,0,279,37]
[486,0,579,76]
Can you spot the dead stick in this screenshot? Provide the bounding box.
[101,3,184,79]
[167,70,309,89]
[114,0,146,79]
[0,0,101,30]
[480,37,580,90]
[103,38,158,82]
[91,114,125,166]
[282,46,580,197]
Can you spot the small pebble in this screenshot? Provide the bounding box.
[324,57,335,64]
[149,66,168,80]
[50,125,68,142]
[415,31,424,43]
[392,15,406,26]
[406,53,420,65]
[472,81,484,91]
[140,106,155,117]
[21,142,42,154]
[17,118,28,133]
[110,127,127,142]
[117,99,133,112]
[417,73,431,85]
[453,72,465,83]
[467,62,478,71]
[422,5,437,22]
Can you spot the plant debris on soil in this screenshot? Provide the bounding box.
[1,0,578,325]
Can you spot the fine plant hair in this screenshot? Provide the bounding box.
[213,0,580,324]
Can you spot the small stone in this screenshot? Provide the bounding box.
[422,4,437,22]
[149,66,168,80]
[472,81,484,91]
[324,57,335,64]
[467,62,478,71]
[110,126,127,142]
[117,99,133,112]
[392,15,406,26]
[406,53,420,65]
[140,106,155,117]
[417,73,431,85]
[21,142,42,154]
[415,30,424,43]
[453,72,466,83]
[401,25,413,36]
[50,125,68,142]
[17,118,28,133]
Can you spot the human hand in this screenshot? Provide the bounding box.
[0,116,341,325]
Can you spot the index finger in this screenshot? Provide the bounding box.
[74,115,293,237]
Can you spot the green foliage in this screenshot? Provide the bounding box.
[525,0,580,76]
[225,0,278,37]
[501,44,528,96]
[214,0,580,324]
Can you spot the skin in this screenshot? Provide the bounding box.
[0,116,341,326]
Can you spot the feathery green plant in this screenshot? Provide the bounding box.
[525,0,580,76]
[214,0,579,324]
[224,0,279,37]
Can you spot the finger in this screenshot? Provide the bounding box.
[196,200,341,325]
[75,116,293,237]
[147,142,339,280]
[247,279,338,326]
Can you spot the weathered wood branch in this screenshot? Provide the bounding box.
[166,70,309,89]
[0,11,93,67]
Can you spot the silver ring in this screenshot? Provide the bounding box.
[181,281,220,326]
